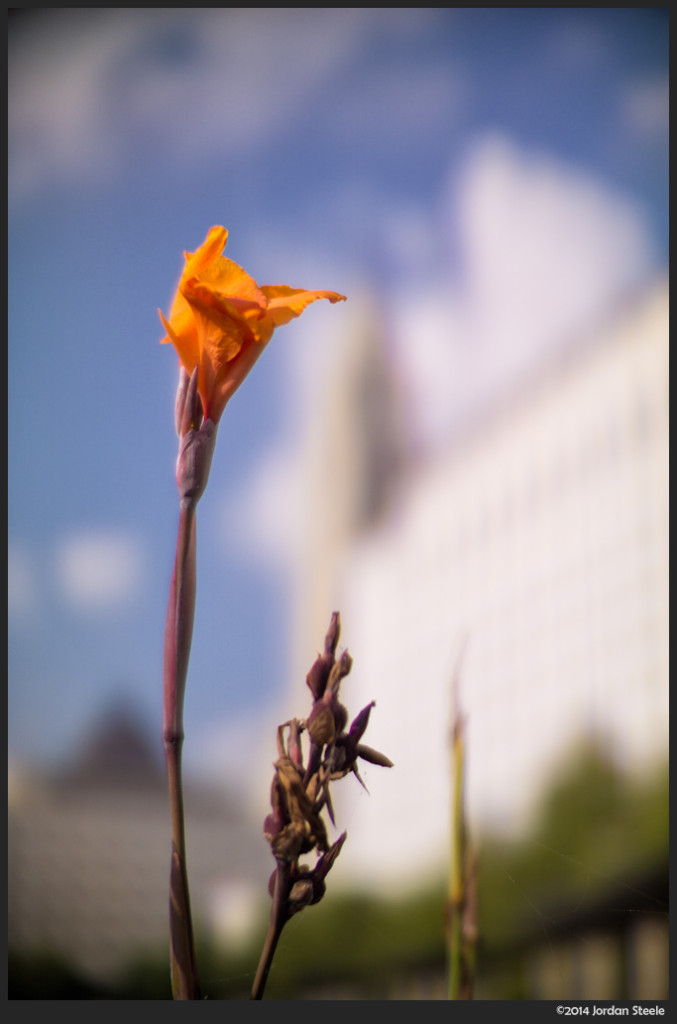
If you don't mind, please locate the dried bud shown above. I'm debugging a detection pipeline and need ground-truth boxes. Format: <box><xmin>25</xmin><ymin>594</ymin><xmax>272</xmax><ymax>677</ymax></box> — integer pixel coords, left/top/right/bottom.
<box><xmin>287</xmin><ymin>874</ymin><xmax>316</xmax><ymax>915</ymax></box>
<box><xmin>286</xmin><ymin>831</ymin><xmax>347</xmax><ymax>916</ymax></box>
<box><xmin>328</xmin><ymin>702</ymin><xmax>393</xmax><ymax>784</ymax></box>
<box><xmin>263</xmin><ymin>775</ymin><xmax>285</xmax><ymax>841</ymax></box>
<box><xmin>271</xmin><ymin>823</ymin><xmax>304</xmax><ymax>863</ymax></box>
<box><xmin>356</xmin><ymin>743</ymin><xmax>394</xmax><ymax>768</ymax></box>
<box><xmin>349</xmin><ymin>701</ymin><xmax>376</xmax><ymax>742</ymax></box>
<box><xmin>305</xmin><ymin>613</ymin><xmax>342</xmax><ymax>700</ymax></box>
<box><xmin>263</xmin><ymin>810</ymin><xmax>283</xmax><ymax>842</ymax></box>
<box><xmin>309</xmin><ymin>651</ymin><xmax>349</xmax><ymax>739</ymax></box>
<box><xmin>307</xmin><ymin>703</ymin><xmax>335</xmax><ymax>747</ymax></box>
<box><xmin>262</xmin><ymin>613</ymin><xmax>391</xmax><ymax>947</ymax></box>
<box><xmin>315</xmin><ymin>831</ymin><xmax>347</xmax><ymax>883</ymax></box>
<box><xmin>331</xmin><ymin>700</ymin><xmax>349</xmax><ymax>736</ymax></box>
<box><xmin>306</xmin><ymin>655</ymin><xmax>331</xmax><ymax>701</ymax></box>
<box><xmin>328</xmin><ymin>650</ymin><xmax>353</xmax><ymax>694</ymax></box>
<box><xmin>324</xmin><ymin>612</ymin><xmax>341</xmax><ymax>657</ymax></box>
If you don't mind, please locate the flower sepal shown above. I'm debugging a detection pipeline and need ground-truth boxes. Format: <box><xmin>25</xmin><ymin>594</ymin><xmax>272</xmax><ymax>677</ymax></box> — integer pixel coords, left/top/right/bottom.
<box><xmin>176</xmin><ymin>419</ymin><xmax>217</xmax><ymax>508</ymax></box>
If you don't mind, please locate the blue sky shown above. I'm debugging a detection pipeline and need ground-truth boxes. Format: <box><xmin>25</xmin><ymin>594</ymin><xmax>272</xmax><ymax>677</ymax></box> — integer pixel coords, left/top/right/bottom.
<box><xmin>8</xmin><ymin>9</ymin><xmax>668</xmax><ymax>781</ymax></box>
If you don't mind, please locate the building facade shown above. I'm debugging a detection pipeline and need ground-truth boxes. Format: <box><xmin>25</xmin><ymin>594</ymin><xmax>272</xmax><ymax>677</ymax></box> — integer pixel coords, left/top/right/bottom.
<box><xmin>295</xmin><ymin>279</ymin><xmax>669</xmax><ymax>888</ymax></box>
<box><xmin>8</xmin><ymin>707</ymin><xmax>270</xmax><ymax>982</ymax></box>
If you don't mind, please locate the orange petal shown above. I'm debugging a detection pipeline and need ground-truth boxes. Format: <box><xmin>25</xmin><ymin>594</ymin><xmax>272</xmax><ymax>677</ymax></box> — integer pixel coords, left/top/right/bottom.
<box><xmin>159</xmin><ymin>308</ymin><xmax>199</xmax><ymax>375</ymax></box>
<box><xmin>182</xmin><ymin>226</ymin><xmax>229</xmax><ymax>280</ymax></box>
<box><xmin>182</xmin><ymin>269</ymin><xmax>265</xmax><ymax>324</ymax></box>
<box><xmin>185</xmin><ymin>254</ymin><xmax>267</xmax><ymax>310</ymax></box>
<box><xmin>167</xmin><ymin>289</ymin><xmax>201</xmax><ymax>352</ymax></box>
<box><xmin>192</xmin><ymin>300</ymin><xmax>252</xmax><ymax>367</ymax></box>
<box><xmin>261</xmin><ymin>286</ymin><xmax>347</xmax><ymax>329</ymax></box>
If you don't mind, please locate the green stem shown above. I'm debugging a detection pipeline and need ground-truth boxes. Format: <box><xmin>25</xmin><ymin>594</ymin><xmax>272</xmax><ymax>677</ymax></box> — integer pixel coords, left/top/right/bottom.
<box><xmin>448</xmin><ymin>714</ymin><xmax>465</xmax><ymax>1000</ymax></box>
<box><xmin>163</xmin><ymin>503</ymin><xmax>201</xmax><ymax>1000</ymax></box>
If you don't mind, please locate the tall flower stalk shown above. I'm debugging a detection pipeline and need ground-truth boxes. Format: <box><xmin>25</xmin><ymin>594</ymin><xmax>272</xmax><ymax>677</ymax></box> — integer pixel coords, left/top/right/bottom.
<box><xmin>251</xmin><ymin>612</ymin><xmax>393</xmax><ymax>1000</ymax></box>
<box><xmin>447</xmin><ymin>704</ymin><xmax>478</xmax><ymax>999</ymax></box>
<box><xmin>162</xmin><ymin>368</ymin><xmax>215</xmax><ymax>999</ymax></box>
<box><xmin>159</xmin><ymin>227</ymin><xmax>345</xmax><ymax>999</ymax></box>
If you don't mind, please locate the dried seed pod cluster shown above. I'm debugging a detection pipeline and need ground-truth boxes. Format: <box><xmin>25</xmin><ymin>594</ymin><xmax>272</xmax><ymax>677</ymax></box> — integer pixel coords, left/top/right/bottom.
<box><xmin>263</xmin><ymin>612</ymin><xmax>393</xmax><ymax>918</ymax></box>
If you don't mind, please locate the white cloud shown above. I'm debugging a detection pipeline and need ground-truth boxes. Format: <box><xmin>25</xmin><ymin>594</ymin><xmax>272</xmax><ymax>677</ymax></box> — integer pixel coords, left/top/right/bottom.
<box><xmin>9</xmin><ymin>8</ymin><xmax>447</xmax><ymax>204</ymax></box>
<box><xmin>53</xmin><ymin>530</ymin><xmax>145</xmax><ymax>613</ymax></box>
<box><xmin>9</xmin><ymin>11</ymin><xmax>140</xmax><ymax>200</ymax></box>
<box><xmin>213</xmin><ymin>134</ymin><xmax>656</xmax><ymax>576</ymax></box>
<box><xmin>390</xmin><ymin>134</ymin><xmax>655</xmax><ymax>448</ymax></box>
<box><xmin>458</xmin><ymin>135</ymin><xmax>653</xmax><ymax>323</ymax></box>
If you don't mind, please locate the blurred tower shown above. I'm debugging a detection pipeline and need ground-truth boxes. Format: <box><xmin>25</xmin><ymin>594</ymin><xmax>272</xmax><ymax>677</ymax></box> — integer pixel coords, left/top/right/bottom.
<box><xmin>292</xmin><ymin>276</ymin><xmax>668</xmax><ymax>888</ymax></box>
<box><xmin>295</xmin><ymin>292</ymin><xmax>410</xmax><ymax>667</ymax></box>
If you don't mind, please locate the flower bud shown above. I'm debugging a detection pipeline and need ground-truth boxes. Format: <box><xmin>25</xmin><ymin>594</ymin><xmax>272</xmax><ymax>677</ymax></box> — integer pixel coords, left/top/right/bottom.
<box><xmin>287</xmin><ymin>874</ymin><xmax>316</xmax><ymax>915</ymax></box>
<box><xmin>272</xmin><ymin>823</ymin><xmax>304</xmax><ymax>864</ymax></box>
<box><xmin>306</xmin><ymin>655</ymin><xmax>332</xmax><ymax>701</ymax></box>
<box><xmin>349</xmin><ymin>702</ymin><xmax>376</xmax><ymax>743</ymax></box>
<box><xmin>307</xmin><ymin>703</ymin><xmax>335</xmax><ymax>747</ymax></box>
<box><xmin>324</xmin><ymin>612</ymin><xmax>341</xmax><ymax>657</ymax></box>
<box><xmin>176</xmin><ymin>419</ymin><xmax>217</xmax><ymax>507</ymax></box>
<box><xmin>356</xmin><ymin>743</ymin><xmax>394</xmax><ymax>768</ymax></box>
<box><xmin>328</xmin><ymin>650</ymin><xmax>353</xmax><ymax>694</ymax></box>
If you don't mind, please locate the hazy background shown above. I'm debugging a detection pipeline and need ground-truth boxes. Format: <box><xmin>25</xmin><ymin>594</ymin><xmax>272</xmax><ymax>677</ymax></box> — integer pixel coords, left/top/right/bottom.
<box><xmin>8</xmin><ymin>8</ymin><xmax>668</xmax><ymax>999</ymax></box>
<box><xmin>8</xmin><ymin>4</ymin><xmax>667</xmax><ymax>773</ymax></box>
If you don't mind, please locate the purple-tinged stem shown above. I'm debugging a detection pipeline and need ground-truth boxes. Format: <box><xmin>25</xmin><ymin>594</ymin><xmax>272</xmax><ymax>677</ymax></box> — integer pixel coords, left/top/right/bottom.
<box><xmin>250</xmin><ymin>862</ymin><xmax>291</xmax><ymax>1000</ymax></box>
<box><xmin>163</xmin><ymin>501</ymin><xmax>201</xmax><ymax>1000</ymax></box>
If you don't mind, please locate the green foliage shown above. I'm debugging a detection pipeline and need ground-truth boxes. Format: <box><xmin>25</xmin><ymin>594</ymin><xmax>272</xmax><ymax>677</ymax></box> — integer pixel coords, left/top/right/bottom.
<box><xmin>476</xmin><ymin>744</ymin><xmax>669</xmax><ymax>953</ymax></box>
<box><xmin>109</xmin><ymin>951</ymin><xmax>173</xmax><ymax>999</ymax></box>
<box><xmin>251</xmin><ymin>881</ymin><xmax>448</xmax><ymax>999</ymax></box>
<box><xmin>8</xmin><ymin>742</ymin><xmax>667</xmax><ymax>999</ymax></box>
<box><xmin>8</xmin><ymin>950</ymin><xmax>103</xmax><ymax>1000</ymax></box>
<box><xmin>248</xmin><ymin>742</ymin><xmax>668</xmax><ymax>998</ymax></box>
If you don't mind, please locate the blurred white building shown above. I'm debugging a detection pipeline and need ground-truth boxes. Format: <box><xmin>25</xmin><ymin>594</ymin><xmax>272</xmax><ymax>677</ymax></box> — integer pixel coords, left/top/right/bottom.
<box><xmin>8</xmin><ymin>707</ymin><xmax>270</xmax><ymax>982</ymax></box>
<box><xmin>294</xmin><ymin>278</ymin><xmax>669</xmax><ymax>888</ymax></box>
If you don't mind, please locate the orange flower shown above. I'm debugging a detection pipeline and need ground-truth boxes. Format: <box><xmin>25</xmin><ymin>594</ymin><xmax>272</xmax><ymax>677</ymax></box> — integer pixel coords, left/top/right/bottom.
<box><xmin>160</xmin><ymin>226</ymin><xmax>346</xmax><ymax>424</ymax></box>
